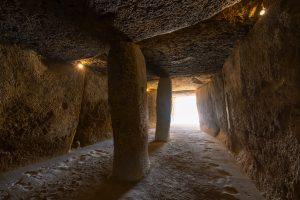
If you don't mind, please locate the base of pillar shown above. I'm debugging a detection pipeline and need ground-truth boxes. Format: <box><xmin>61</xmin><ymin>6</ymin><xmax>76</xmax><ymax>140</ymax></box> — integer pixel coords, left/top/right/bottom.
<box><xmin>154</xmin><ymin>135</ymin><xmax>170</xmax><ymax>142</ymax></box>
<box><xmin>111</xmin><ymin>151</ymin><xmax>150</xmax><ymax>182</ymax></box>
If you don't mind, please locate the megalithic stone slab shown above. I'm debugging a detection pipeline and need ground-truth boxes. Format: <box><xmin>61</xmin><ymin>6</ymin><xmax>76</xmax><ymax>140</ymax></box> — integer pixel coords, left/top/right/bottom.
<box><xmin>147</xmin><ymin>89</ymin><xmax>157</xmax><ymax>129</ymax></box>
<box><xmin>155</xmin><ymin>77</ymin><xmax>172</xmax><ymax>141</ymax></box>
<box><xmin>196</xmin><ymin>84</ymin><xmax>220</xmax><ymax>137</ymax></box>
<box><xmin>107</xmin><ymin>41</ymin><xmax>150</xmax><ymax>181</ymax></box>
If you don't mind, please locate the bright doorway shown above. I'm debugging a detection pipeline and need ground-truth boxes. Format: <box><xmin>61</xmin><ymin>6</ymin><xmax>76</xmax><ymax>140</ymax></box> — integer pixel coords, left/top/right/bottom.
<box><xmin>171</xmin><ymin>95</ymin><xmax>199</xmax><ymax>126</ymax></box>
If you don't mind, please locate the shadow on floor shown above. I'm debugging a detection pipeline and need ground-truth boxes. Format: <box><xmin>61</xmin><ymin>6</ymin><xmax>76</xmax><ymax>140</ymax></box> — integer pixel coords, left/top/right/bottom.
<box><xmin>78</xmin><ymin>178</ymin><xmax>137</xmax><ymax>200</ymax></box>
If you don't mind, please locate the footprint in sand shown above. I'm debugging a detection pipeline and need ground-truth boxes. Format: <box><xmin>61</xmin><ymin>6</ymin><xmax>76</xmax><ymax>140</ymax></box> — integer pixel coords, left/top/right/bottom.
<box><xmin>223</xmin><ymin>186</ymin><xmax>239</xmax><ymax>195</ymax></box>
<box><xmin>79</xmin><ymin>154</ymin><xmax>92</xmax><ymax>161</ymax></box>
<box><xmin>217</xmin><ymin>169</ymin><xmax>231</xmax><ymax>176</ymax></box>
<box><xmin>215</xmin><ymin>177</ymin><xmax>227</xmax><ymax>185</ymax></box>
<box><xmin>24</xmin><ymin>169</ymin><xmax>42</xmax><ymax>177</ymax></box>
<box><xmin>89</xmin><ymin>150</ymin><xmax>105</xmax><ymax>157</ymax></box>
<box><xmin>206</xmin><ymin>161</ymin><xmax>232</xmax><ymax>177</ymax></box>
<box><xmin>221</xmin><ymin>192</ymin><xmax>239</xmax><ymax>200</ymax></box>
<box><xmin>76</xmin><ymin>154</ymin><xmax>93</xmax><ymax>164</ymax></box>
<box><xmin>57</xmin><ymin>163</ymin><xmax>69</xmax><ymax>170</ymax></box>
<box><xmin>208</xmin><ymin>163</ymin><xmax>219</xmax><ymax>167</ymax></box>
<box><xmin>64</xmin><ymin>156</ymin><xmax>77</xmax><ymax>163</ymax></box>
<box><xmin>95</xmin><ymin>149</ymin><xmax>109</xmax><ymax>155</ymax></box>
<box><xmin>14</xmin><ymin>179</ymin><xmax>33</xmax><ymax>191</ymax></box>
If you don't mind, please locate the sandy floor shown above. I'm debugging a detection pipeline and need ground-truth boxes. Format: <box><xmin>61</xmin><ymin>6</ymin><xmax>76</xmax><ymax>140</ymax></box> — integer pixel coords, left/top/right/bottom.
<box><xmin>0</xmin><ymin>126</ymin><xmax>264</xmax><ymax>200</ymax></box>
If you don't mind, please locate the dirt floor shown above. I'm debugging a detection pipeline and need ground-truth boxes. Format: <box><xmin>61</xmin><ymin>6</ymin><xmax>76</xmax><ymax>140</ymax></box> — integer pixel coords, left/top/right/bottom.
<box><xmin>0</xmin><ymin>126</ymin><xmax>264</xmax><ymax>200</ymax></box>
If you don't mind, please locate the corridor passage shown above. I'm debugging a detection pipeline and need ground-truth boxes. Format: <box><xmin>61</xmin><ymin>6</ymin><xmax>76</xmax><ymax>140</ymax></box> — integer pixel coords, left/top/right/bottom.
<box><xmin>0</xmin><ymin>126</ymin><xmax>264</xmax><ymax>200</ymax></box>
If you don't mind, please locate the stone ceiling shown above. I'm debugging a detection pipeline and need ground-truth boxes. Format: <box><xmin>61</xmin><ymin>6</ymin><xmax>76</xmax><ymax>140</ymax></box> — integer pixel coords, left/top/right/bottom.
<box><xmin>0</xmin><ymin>0</ymin><xmax>261</xmax><ymax>78</ymax></box>
<box><xmin>147</xmin><ymin>74</ymin><xmax>213</xmax><ymax>92</ymax></box>
<box><xmin>140</xmin><ymin>1</ymin><xmax>260</xmax><ymax>78</ymax></box>
<box><xmin>90</xmin><ymin>0</ymin><xmax>240</xmax><ymax>41</ymax></box>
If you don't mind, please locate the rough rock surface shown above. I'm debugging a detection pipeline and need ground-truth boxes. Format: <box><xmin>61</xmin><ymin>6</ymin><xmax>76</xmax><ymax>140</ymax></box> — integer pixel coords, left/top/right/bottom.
<box><xmin>155</xmin><ymin>78</ymin><xmax>172</xmax><ymax>141</ymax></box>
<box><xmin>1</xmin><ymin>0</ymin><xmax>254</xmax><ymax>78</ymax></box>
<box><xmin>199</xmin><ymin>0</ymin><xmax>300</xmax><ymax>199</ymax></box>
<box><xmin>108</xmin><ymin>42</ymin><xmax>150</xmax><ymax>181</ymax></box>
<box><xmin>139</xmin><ymin>2</ymin><xmax>257</xmax><ymax>77</ymax></box>
<box><xmin>0</xmin><ymin>0</ymin><xmax>109</xmax><ymax>61</ymax></box>
<box><xmin>147</xmin><ymin>89</ymin><xmax>157</xmax><ymax>129</ymax></box>
<box><xmin>91</xmin><ymin>0</ymin><xmax>240</xmax><ymax>41</ymax></box>
<box><xmin>196</xmin><ymin>85</ymin><xmax>220</xmax><ymax>137</ymax></box>
<box><xmin>73</xmin><ymin>71</ymin><xmax>112</xmax><ymax>147</ymax></box>
<box><xmin>0</xmin><ymin>44</ymin><xmax>84</xmax><ymax>171</ymax></box>
<box><xmin>147</xmin><ymin>74</ymin><xmax>213</xmax><ymax>91</ymax></box>
<box><xmin>222</xmin><ymin>1</ymin><xmax>300</xmax><ymax>198</ymax></box>
<box><xmin>196</xmin><ymin>73</ymin><xmax>230</xmax><ymax>147</ymax></box>
<box><xmin>0</xmin><ymin>0</ymin><xmax>240</xmax><ymax>61</ymax></box>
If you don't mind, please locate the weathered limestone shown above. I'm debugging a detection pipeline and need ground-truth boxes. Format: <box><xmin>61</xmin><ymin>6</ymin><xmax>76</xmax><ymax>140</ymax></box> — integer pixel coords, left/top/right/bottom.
<box><xmin>222</xmin><ymin>1</ymin><xmax>300</xmax><ymax>198</ymax></box>
<box><xmin>147</xmin><ymin>89</ymin><xmax>157</xmax><ymax>129</ymax></box>
<box><xmin>195</xmin><ymin>74</ymin><xmax>240</xmax><ymax>152</ymax></box>
<box><xmin>155</xmin><ymin>77</ymin><xmax>172</xmax><ymax>141</ymax></box>
<box><xmin>196</xmin><ymin>84</ymin><xmax>220</xmax><ymax>137</ymax></box>
<box><xmin>107</xmin><ymin>41</ymin><xmax>150</xmax><ymax>181</ymax></box>
<box><xmin>0</xmin><ymin>44</ymin><xmax>84</xmax><ymax>172</ymax></box>
<box><xmin>196</xmin><ymin>0</ymin><xmax>300</xmax><ymax>199</ymax></box>
<box><xmin>221</xmin><ymin>1</ymin><xmax>300</xmax><ymax>197</ymax></box>
<box><xmin>73</xmin><ymin>72</ymin><xmax>112</xmax><ymax>147</ymax></box>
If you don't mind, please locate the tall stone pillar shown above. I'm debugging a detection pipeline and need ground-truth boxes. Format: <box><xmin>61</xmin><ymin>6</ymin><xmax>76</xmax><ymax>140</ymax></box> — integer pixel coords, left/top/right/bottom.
<box><xmin>155</xmin><ymin>77</ymin><xmax>172</xmax><ymax>141</ymax></box>
<box><xmin>107</xmin><ymin>41</ymin><xmax>150</xmax><ymax>181</ymax></box>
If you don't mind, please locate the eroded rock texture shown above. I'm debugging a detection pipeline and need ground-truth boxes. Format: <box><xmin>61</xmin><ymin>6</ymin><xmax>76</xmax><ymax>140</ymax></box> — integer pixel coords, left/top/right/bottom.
<box><xmin>139</xmin><ymin>1</ymin><xmax>257</xmax><ymax>77</ymax></box>
<box><xmin>147</xmin><ymin>89</ymin><xmax>157</xmax><ymax>129</ymax></box>
<box><xmin>108</xmin><ymin>42</ymin><xmax>150</xmax><ymax>181</ymax></box>
<box><xmin>91</xmin><ymin>0</ymin><xmax>240</xmax><ymax>41</ymax></box>
<box><xmin>155</xmin><ymin>78</ymin><xmax>172</xmax><ymax>141</ymax></box>
<box><xmin>199</xmin><ymin>0</ymin><xmax>300</xmax><ymax>199</ymax></box>
<box><xmin>1</xmin><ymin>0</ymin><xmax>254</xmax><ymax>75</ymax></box>
<box><xmin>223</xmin><ymin>1</ymin><xmax>300</xmax><ymax>198</ymax></box>
<box><xmin>0</xmin><ymin>0</ymin><xmax>109</xmax><ymax>61</ymax></box>
<box><xmin>73</xmin><ymin>71</ymin><xmax>112</xmax><ymax>147</ymax></box>
<box><xmin>196</xmin><ymin>84</ymin><xmax>220</xmax><ymax>137</ymax></box>
<box><xmin>196</xmin><ymin>73</ymin><xmax>239</xmax><ymax>152</ymax></box>
<box><xmin>0</xmin><ymin>45</ymin><xmax>84</xmax><ymax>171</ymax></box>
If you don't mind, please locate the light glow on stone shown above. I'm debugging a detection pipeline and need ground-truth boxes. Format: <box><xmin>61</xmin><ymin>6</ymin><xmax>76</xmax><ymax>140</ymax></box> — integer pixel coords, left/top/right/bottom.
<box><xmin>77</xmin><ymin>63</ymin><xmax>84</xmax><ymax>69</ymax></box>
<box><xmin>260</xmin><ymin>8</ymin><xmax>266</xmax><ymax>16</ymax></box>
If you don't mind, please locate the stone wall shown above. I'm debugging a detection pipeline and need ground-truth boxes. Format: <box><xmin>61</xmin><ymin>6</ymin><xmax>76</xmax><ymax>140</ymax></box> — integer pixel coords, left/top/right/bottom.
<box><xmin>197</xmin><ymin>0</ymin><xmax>300</xmax><ymax>199</ymax></box>
<box><xmin>196</xmin><ymin>84</ymin><xmax>220</xmax><ymax>136</ymax></box>
<box><xmin>73</xmin><ymin>70</ymin><xmax>112</xmax><ymax>147</ymax></box>
<box><xmin>147</xmin><ymin>89</ymin><xmax>157</xmax><ymax>129</ymax></box>
<box><xmin>196</xmin><ymin>73</ymin><xmax>233</xmax><ymax>147</ymax></box>
<box><xmin>0</xmin><ymin>44</ymin><xmax>113</xmax><ymax>172</ymax></box>
<box><xmin>0</xmin><ymin>44</ymin><xmax>84</xmax><ymax>171</ymax></box>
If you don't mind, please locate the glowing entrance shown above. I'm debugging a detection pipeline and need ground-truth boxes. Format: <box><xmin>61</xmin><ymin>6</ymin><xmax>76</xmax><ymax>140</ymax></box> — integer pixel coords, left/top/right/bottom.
<box><xmin>171</xmin><ymin>95</ymin><xmax>199</xmax><ymax>126</ymax></box>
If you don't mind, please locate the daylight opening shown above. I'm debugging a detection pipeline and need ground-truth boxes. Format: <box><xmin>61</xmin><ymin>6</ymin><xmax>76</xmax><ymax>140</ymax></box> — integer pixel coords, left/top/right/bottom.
<box><xmin>171</xmin><ymin>94</ymin><xmax>199</xmax><ymax>126</ymax></box>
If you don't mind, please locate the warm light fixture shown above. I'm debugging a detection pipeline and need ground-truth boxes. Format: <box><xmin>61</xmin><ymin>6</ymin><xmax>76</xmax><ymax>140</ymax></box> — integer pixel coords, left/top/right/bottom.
<box><xmin>260</xmin><ymin>7</ymin><xmax>266</xmax><ymax>16</ymax></box>
<box><xmin>77</xmin><ymin>63</ymin><xmax>84</xmax><ymax>69</ymax></box>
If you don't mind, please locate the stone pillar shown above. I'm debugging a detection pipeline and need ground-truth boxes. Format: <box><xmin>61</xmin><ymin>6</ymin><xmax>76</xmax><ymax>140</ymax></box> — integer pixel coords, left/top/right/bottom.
<box><xmin>147</xmin><ymin>89</ymin><xmax>157</xmax><ymax>129</ymax></box>
<box><xmin>107</xmin><ymin>41</ymin><xmax>150</xmax><ymax>181</ymax></box>
<box><xmin>155</xmin><ymin>77</ymin><xmax>172</xmax><ymax>141</ymax></box>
